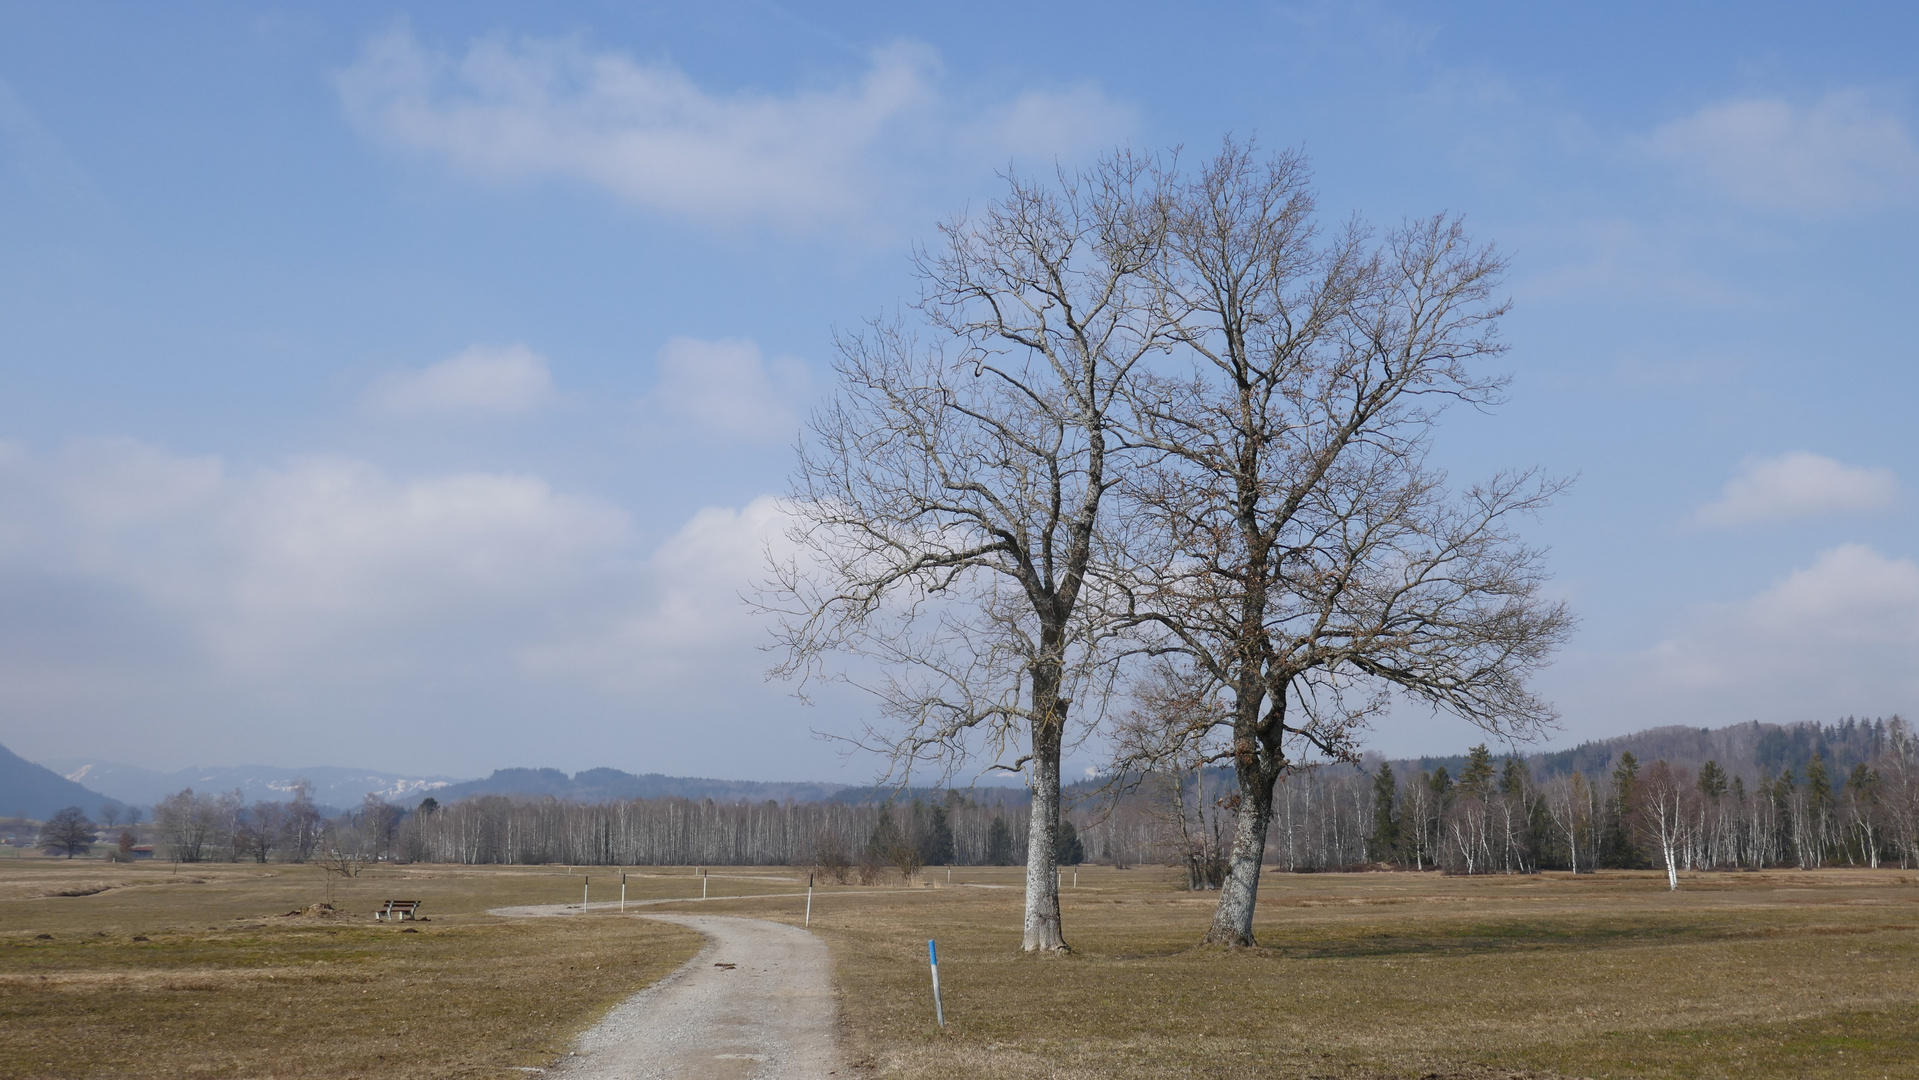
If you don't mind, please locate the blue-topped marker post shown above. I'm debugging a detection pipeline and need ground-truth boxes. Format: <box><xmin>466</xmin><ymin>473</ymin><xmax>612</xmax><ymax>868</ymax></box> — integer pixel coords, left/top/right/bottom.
<box><xmin>927</xmin><ymin>939</ymin><xmax>945</xmax><ymax>1028</ymax></box>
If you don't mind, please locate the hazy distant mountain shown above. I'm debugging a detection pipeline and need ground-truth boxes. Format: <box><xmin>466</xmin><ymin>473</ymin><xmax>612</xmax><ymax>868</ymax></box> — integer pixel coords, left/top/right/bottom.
<box><xmin>33</xmin><ymin>717</ymin><xmax>1883</xmax><ymax>819</ymax></box>
<box><xmin>1391</xmin><ymin>717</ymin><xmax>1895</xmax><ymax>784</ymax></box>
<box><xmin>1</xmin><ymin>744</ymin><xmax>117</xmax><ymax>821</ymax></box>
<box><xmin>429</xmin><ymin>767</ymin><xmax>847</xmax><ymax>805</ymax></box>
<box><xmin>830</xmin><ymin>782</ymin><xmax>1032</xmax><ymax>806</ymax></box>
<box><xmin>39</xmin><ymin>758</ymin><xmax>462</xmax><ymax>811</ymax></box>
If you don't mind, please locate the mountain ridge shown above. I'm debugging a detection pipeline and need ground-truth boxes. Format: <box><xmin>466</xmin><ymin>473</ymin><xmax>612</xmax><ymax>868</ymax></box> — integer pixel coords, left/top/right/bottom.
<box><xmin>1</xmin><ymin>745</ymin><xmax>117</xmax><ymax>821</ymax></box>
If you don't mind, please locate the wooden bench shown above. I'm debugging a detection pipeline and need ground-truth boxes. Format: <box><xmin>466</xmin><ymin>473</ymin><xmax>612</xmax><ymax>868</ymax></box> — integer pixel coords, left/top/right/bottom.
<box><xmin>375</xmin><ymin>900</ymin><xmax>423</xmax><ymax>922</ymax></box>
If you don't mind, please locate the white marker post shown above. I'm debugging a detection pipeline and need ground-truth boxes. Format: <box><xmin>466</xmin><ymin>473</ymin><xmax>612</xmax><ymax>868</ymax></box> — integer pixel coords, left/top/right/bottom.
<box><xmin>805</xmin><ymin>873</ymin><xmax>814</xmax><ymax>927</ymax></box>
<box><xmin>620</xmin><ymin>871</ymin><xmax>628</xmax><ymax>913</ymax></box>
<box><xmin>927</xmin><ymin>939</ymin><xmax>945</xmax><ymax>1028</ymax></box>
<box><xmin>702</xmin><ymin>868</ymin><xmax>708</xmax><ymax>900</ymax></box>
<box><xmin>583</xmin><ymin>875</ymin><xmax>589</xmax><ymax>910</ymax></box>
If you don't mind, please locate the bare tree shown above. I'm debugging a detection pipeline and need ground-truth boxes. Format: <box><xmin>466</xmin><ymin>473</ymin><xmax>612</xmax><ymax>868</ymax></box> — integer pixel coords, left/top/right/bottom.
<box><xmin>284</xmin><ymin>782</ymin><xmax>323</xmax><ymax>863</ymax></box>
<box><xmin>38</xmin><ymin>807</ymin><xmax>97</xmax><ymax>858</ymax></box>
<box><xmin>1545</xmin><ymin>772</ymin><xmax>1593</xmax><ymax>874</ymax></box>
<box><xmin>766</xmin><ymin>155</ymin><xmax>1168</xmax><ymax>952</ymax></box>
<box><xmin>315</xmin><ymin>820</ymin><xmax>367</xmax><ymax>904</ymax></box>
<box><xmin>1881</xmin><ymin>721</ymin><xmax>1919</xmax><ymax>868</ymax></box>
<box><xmin>1112</xmin><ymin>661</ymin><xmax>1233</xmax><ymax>887</ymax></box>
<box><xmin>1119</xmin><ymin>140</ymin><xmax>1571</xmax><ymax>946</ymax></box>
<box><xmin>236</xmin><ymin>801</ymin><xmax>287</xmax><ymax>863</ymax></box>
<box><xmin>1642</xmin><ymin>760</ymin><xmax>1690</xmax><ymax>890</ymax></box>
<box><xmin>154</xmin><ymin>788</ymin><xmax>217</xmax><ymax>863</ymax></box>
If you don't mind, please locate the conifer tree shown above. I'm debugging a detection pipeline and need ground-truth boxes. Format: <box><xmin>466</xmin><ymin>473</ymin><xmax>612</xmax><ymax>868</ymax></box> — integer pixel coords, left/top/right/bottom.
<box><xmin>1460</xmin><ymin>745</ymin><xmax>1496</xmax><ymax>799</ymax></box>
<box><xmin>916</xmin><ymin>803</ymin><xmax>956</xmax><ymax>866</ymax></box>
<box><xmin>984</xmin><ymin>816</ymin><xmax>1016</xmax><ymax>866</ymax></box>
<box><xmin>1058</xmin><ymin>819</ymin><xmax>1085</xmax><ymax>865</ymax></box>
<box><xmin>1369</xmin><ymin>764</ymin><xmax>1401</xmax><ymax>864</ymax></box>
<box><xmin>1601</xmin><ymin>752</ymin><xmax>1644</xmax><ymax>868</ymax></box>
<box><xmin>1805</xmin><ymin>752</ymin><xmax>1834</xmax><ymax>862</ymax></box>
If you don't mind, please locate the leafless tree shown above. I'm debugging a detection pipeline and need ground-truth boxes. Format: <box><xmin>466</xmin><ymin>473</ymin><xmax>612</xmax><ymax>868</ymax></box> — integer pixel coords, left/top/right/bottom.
<box><xmin>315</xmin><ymin>820</ymin><xmax>367</xmax><ymax>904</ymax></box>
<box><xmin>236</xmin><ymin>801</ymin><xmax>287</xmax><ymax>863</ymax></box>
<box><xmin>1111</xmin><ymin>662</ymin><xmax>1234</xmax><ymax>887</ymax></box>
<box><xmin>1117</xmin><ymin>140</ymin><xmax>1571</xmax><ymax>946</ymax></box>
<box><xmin>38</xmin><ymin>807</ymin><xmax>96</xmax><ymax>858</ymax></box>
<box><xmin>283</xmin><ymin>781</ymin><xmax>322</xmax><ymax>863</ymax></box>
<box><xmin>154</xmin><ymin>788</ymin><xmax>217</xmax><ymax>863</ymax></box>
<box><xmin>766</xmin><ymin>154</ymin><xmax>1169</xmax><ymax>952</ymax></box>
<box><xmin>1642</xmin><ymin>760</ymin><xmax>1690</xmax><ymax>890</ymax></box>
<box><xmin>1544</xmin><ymin>772</ymin><xmax>1593</xmax><ymax>873</ymax></box>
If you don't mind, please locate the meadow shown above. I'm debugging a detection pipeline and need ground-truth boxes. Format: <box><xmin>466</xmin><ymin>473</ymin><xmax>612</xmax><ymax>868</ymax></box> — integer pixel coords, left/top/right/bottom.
<box><xmin>2</xmin><ymin>857</ymin><xmax>1914</xmax><ymax>1079</ymax></box>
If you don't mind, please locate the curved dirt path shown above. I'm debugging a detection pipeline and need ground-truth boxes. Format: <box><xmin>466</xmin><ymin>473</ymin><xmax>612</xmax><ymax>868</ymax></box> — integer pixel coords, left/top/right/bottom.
<box><xmin>494</xmin><ymin>909</ymin><xmax>846</xmax><ymax>1079</ymax></box>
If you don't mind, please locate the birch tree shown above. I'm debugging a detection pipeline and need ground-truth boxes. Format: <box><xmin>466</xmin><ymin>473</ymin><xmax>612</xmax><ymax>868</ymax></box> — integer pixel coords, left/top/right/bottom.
<box><xmin>1121</xmin><ymin>140</ymin><xmax>1570</xmax><ymax>946</ymax></box>
<box><xmin>766</xmin><ymin>155</ymin><xmax>1167</xmax><ymax>952</ymax></box>
<box><xmin>1642</xmin><ymin>759</ymin><xmax>1689</xmax><ymax>890</ymax></box>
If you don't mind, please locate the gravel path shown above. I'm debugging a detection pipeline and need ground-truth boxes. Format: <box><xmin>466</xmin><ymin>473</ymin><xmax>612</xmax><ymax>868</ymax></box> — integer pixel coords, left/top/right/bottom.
<box><xmin>496</xmin><ymin>910</ymin><xmax>847</xmax><ymax>1080</ymax></box>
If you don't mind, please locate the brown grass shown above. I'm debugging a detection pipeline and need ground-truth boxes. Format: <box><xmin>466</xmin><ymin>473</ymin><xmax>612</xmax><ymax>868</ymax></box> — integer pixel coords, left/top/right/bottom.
<box><xmin>6</xmin><ymin>859</ymin><xmax>1916</xmax><ymax>1079</ymax></box>
<box><xmin>0</xmin><ymin>860</ymin><xmax>726</xmax><ymax>1079</ymax></box>
<box><xmin>682</xmin><ymin>864</ymin><xmax>1919</xmax><ymax>1080</ymax></box>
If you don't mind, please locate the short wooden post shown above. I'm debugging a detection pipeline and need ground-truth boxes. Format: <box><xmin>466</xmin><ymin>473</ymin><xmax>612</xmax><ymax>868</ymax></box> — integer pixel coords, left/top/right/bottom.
<box><xmin>805</xmin><ymin>873</ymin><xmax>814</xmax><ymax>927</ymax></box>
<box><xmin>927</xmin><ymin>939</ymin><xmax>945</xmax><ymax>1028</ymax></box>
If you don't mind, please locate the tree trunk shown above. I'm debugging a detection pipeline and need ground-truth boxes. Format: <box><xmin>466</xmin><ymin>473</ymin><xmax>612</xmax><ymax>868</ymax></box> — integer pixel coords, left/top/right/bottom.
<box><xmin>1022</xmin><ymin>678</ymin><xmax>1068</xmax><ymax>954</ymax></box>
<box><xmin>1203</xmin><ymin>759</ymin><xmax>1275</xmax><ymax>947</ymax></box>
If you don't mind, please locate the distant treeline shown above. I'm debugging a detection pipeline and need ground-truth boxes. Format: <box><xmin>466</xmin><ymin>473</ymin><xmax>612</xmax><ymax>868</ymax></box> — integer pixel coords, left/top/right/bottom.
<box><xmin>392</xmin><ymin>792</ymin><xmax>1039</xmax><ymax>869</ymax></box>
<box><xmin>1220</xmin><ymin>717</ymin><xmax>1918</xmax><ymax>876</ymax></box>
<box><xmin>142</xmin><ymin>718</ymin><xmax>1917</xmax><ymax>881</ymax></box>
<box><xmin>147</xmin><ymin>785</ymin><xmax>1047</xmax><ymax>870</ymax></box>
<box><xmin>1404</xmin><ymin>717</ymin><xmax>1894</xmax><ymax>788</ymax></box>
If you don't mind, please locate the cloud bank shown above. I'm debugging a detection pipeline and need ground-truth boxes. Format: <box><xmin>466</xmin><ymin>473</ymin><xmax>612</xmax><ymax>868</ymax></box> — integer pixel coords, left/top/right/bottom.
<box><xmin>0</xmin><ymin>438</ymin><xmax>802</xmax><ymax>774</ymax></box>
<box><xmin>1644</xmin><ymin>91</ymin><xmax>1919</xmax><ymax>214</ymax></box>
<box><xmin>644</xmin><ymin>336</ymin><xmax>808</xmax><ymax>440</ymax></box>
<box><xmin>1546</xmin><ymin>543</ymin><xmax>1919</xmax><ymax>738</ymax></box>
<box><xmin>365</xmin><ymin>344</ymin><xmax>557</xmax><ymax>417</ymax></box>
<box><xmin>336</xmin><ymin>27</ymin><xmax>1133</xmax><ymax>228</ymax></box>
<box><xmin>1690</xmin><ymin>451</ymin><xmax>1899</xmax><ymax>528</ymax></box>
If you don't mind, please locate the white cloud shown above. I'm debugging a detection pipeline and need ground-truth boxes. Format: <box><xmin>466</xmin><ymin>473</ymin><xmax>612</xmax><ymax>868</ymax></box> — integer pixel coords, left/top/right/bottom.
<box><xmin>1690</xmin><ymin>451</ymin><xmax>1899</xmax><ymax>528</ymax></box>
<box><xmin>524</xmin><ymin>494</ymin><xmax>794</xmax><ymax>687</ymax></box>
<box><xmin>0</xmin><ymin>439</ymin><xmax>828</xmax><ymax>775</ymax></box>
<box><xmin>336</xmin><ymin>27</ymin><xmax>1131</xmax><ymax>228</ymax></box>
<box><xmin>364</xmin><ymin>344</ymin><xmax>556</xmax><ymax>417</ymax></box>
<box><xmin>1541</xmin><ymin>544</ymin><xmax>1919</xmax><ymax>738</ymax></box>
<box><xmin>645</xmin><ymin>336</ymin><xmax>808</xmax><ymax>440</ymax></box>
<box><xmin>1650</xmin><ymin>544</ymin><xmax>1919</xmax><ymax>702</ymax></box>
<box><xmin>1643</xmin><ymin>91</ymin><xmax>1919</xmax><ymax>213</ymax></box>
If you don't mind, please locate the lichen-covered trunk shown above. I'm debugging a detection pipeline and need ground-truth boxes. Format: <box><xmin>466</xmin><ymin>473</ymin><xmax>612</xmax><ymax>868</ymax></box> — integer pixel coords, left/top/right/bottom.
<box><xmin>1203</xmin><ymin>759</ymin><xmax>1275</xmax><ymax>947</ymax></box>
<box><xmin>1023</xmin><ymin>666</ymin><xmax>1068</xmax><ymax>954</ymax></box>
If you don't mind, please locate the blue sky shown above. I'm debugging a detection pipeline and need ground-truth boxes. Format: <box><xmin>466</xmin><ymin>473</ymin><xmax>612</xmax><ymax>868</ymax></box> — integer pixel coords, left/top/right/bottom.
<box><xmin>0</xmin><ymin>1</ymin><xmax>1915</xmax><ymax>782</ymax></box>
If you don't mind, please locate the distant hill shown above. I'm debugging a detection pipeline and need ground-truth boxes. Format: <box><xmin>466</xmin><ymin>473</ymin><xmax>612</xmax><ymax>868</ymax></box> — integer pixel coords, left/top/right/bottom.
<box><xmin>829</xmin><ymin>782</ymin><xmax>1031</xmax><ymax>806</ymax></box>
<box><xmin>39</xmin><ymin>758</ymin><xmax>461</xmax><ymax>812</ymax></box>
<box><xmin>427</xmin><ymin>768</ymin><xmax>848</xmax><ymax>806</ymax></box>
<box><xmin>0</xmin><ymin>744</ymin><xmax>117</xmax><ymax>821</ymax></box>
<box><xmin>1393</xmin><ymin>717</ymin><xmax>1896</xmax><ymax>786</ymax></box>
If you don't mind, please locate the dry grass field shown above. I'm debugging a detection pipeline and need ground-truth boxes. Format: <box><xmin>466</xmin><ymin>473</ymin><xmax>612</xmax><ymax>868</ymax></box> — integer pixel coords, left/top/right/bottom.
<box><xmin>3</xmin><ymin>858</ymin><xmax>1915</xmax><ymax>1079</ymax></box>
<box><xmin>707</xmin><ymin>864</ymin><xmax>1919</xmax><ymax>1080</ymax></box>
<box><xmin>0</xmin><ymin>860</ymin><xmax>735</xmax><ymax>1079</ymax></box>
